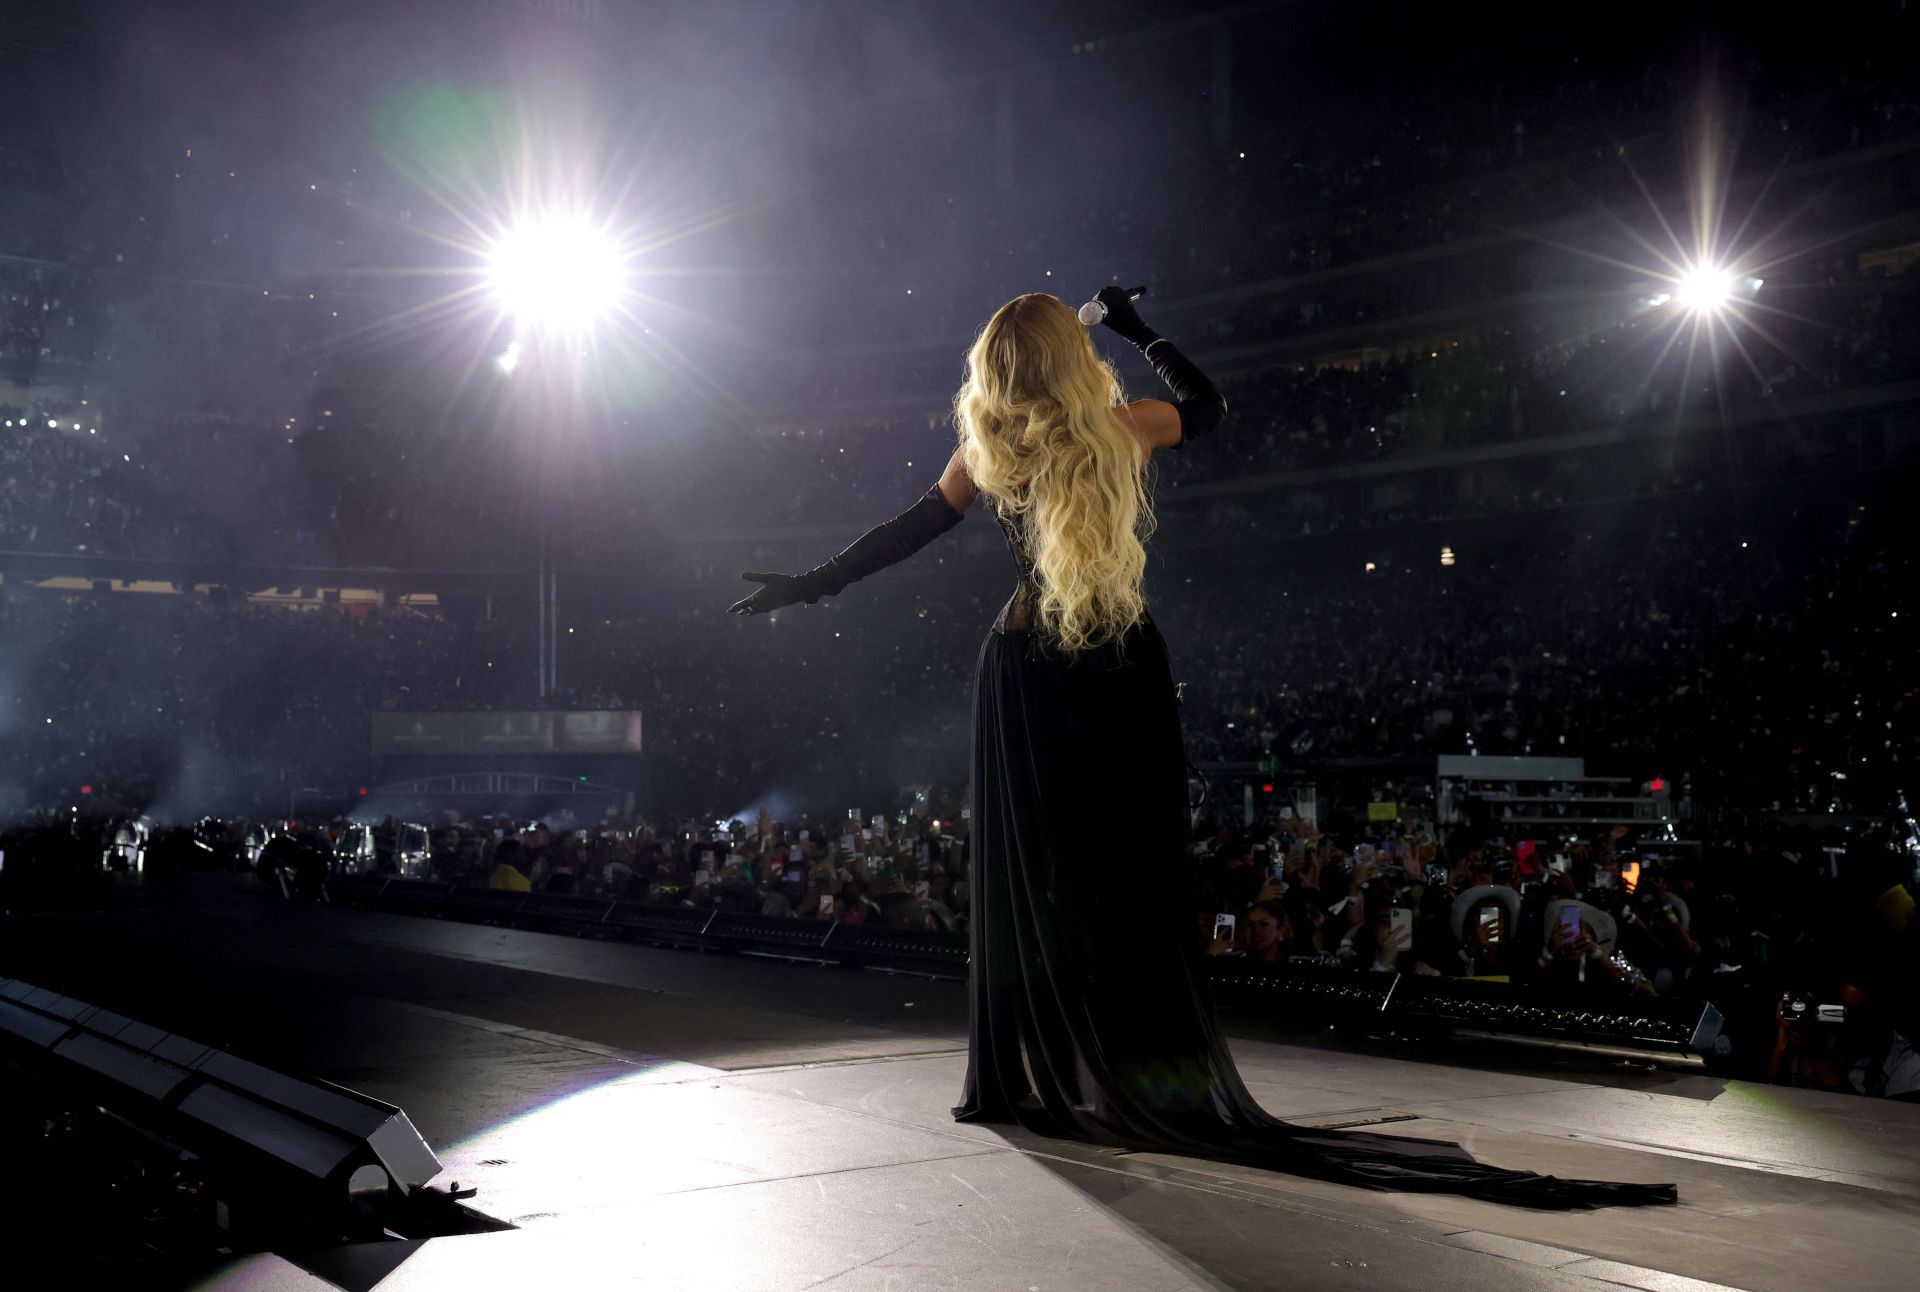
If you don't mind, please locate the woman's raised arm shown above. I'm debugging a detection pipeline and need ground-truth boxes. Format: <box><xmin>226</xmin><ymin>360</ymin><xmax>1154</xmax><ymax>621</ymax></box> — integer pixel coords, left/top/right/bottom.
<box><xmin>1089</xmin><ymin>285</ymin><xmax>1227</xmax><ymax>451</ymax></box>
<box><xmin>1120</xmin><ymin>399</ymin><xmax>1184</xmax><ymax>455</ymax></box>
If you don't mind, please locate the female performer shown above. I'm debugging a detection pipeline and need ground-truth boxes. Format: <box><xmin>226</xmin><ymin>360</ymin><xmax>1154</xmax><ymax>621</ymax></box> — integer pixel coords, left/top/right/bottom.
<box><xmin>730</xmin><ymin>288</ymin><xmax>1674</xmax><ymax>1208</ymax></box>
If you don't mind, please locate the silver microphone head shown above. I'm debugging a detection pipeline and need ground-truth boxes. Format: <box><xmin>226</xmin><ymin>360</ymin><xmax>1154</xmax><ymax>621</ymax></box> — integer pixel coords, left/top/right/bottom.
<box><xmin>1077</xmin><ymin>299</ymin><xmax>1106</xmax><ymax>327</ymax></box>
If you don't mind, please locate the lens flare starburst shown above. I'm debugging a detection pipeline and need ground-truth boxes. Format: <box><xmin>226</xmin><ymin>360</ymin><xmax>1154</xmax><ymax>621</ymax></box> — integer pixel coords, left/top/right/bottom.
<box><xmin>325</xmin><ymin>79</ymin><xmax>770</xmax><ymax>427</ymax></box>
<box><xmin>1499</xmin><ymin>61</ymin><xmax>1869</xmax><ymax>467</ymax></box>
<box><xmin>486</xmin><ymin>215</ymin><xmax>631</xmax><ymax>335</ymax></box>
<box><xmin>1673</xmin><ymin>263</ymin><xmax>1734</xmax><ymax>313</ymax></box>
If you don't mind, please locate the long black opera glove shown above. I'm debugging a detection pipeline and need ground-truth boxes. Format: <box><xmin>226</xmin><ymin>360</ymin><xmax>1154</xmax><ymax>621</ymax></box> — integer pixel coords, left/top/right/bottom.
<box><xmin>1092</xmin><ymin>284</ymin><xmax>1227</xmax><ymax>448</ymax></box>
<box><xmin>729</xmin><ymin>485</ymin><xmax>964</xmax><ymax>616</ymax></box>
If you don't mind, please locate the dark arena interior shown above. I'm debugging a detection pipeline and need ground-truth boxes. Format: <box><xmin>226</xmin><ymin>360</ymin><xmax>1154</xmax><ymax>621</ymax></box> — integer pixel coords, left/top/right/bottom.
<box><xmin>2</xmin><ymin>1</ymin><xmax>1919</xmax><ymax>1288</ymax></box>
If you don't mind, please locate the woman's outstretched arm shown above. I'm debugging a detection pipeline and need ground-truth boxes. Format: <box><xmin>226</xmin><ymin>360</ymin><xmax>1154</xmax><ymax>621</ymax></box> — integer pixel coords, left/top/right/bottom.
<box><xmin>729</xmin><ymin>451</ymin><xmax>973</xmax><ymax>616</ymax></box>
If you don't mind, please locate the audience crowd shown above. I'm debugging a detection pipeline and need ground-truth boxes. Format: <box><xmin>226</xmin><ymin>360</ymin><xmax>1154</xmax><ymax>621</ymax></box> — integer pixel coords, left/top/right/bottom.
<box><xmin>2</xmin><ymin>481</ymin><xmax>1909</xmax><ymax>823</ymax></box>
<box><xmin>17</xmin><ymin>779</ymin><xmax>1907</xmax><ymax>1097</ymax></box>
<box><xmin>1183</xmin><ymin>805</ymin><xmax>1918</xmax><ymax>1099</ymax></box>
<box><xmin>0</xmin><ymin>591</ymin><xmax>466</xmax><ymax>813</ymax></box>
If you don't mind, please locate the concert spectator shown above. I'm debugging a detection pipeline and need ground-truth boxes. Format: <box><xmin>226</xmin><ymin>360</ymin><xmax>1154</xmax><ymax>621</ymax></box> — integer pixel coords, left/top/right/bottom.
<box><xmin>1244</xmin><ymin>900</ymin><xmax>1292</xmax><ymax>964</ymax></box>
<box><xmin>1455</xmin><ymin>888</ymin><xmax>1519</xmax><ymax>978</ymax></box>
<box><xmin>1195</xmin><ymin>836</ymin><xmax>1263</xmax><ymax>928</ymax></box>
<box><xmin>487</xmin><ymin>840</ymin><xmax>531</xmax><ymax>893</ymax></box>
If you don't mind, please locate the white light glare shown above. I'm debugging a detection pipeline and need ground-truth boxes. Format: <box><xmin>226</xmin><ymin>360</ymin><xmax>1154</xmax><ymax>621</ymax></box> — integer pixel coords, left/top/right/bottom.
<box><xmin>1671</xmin><ymin>265</ymin><xmax>1761</xmax><ymax>314</ymax></box>
<box><xmin>496</xmin><ymin>340</ymin><xmax>522</xmax><ymax>375</ymax></box>
<box><xmin>1674</xmin><ymin>265</ymin><xmax>1735</xmax><ymax>312</ymax></box>
<box><xmin>487</xmin><ymin>216</ymin><xmax>628</xmax><ymax>332</ymax></box>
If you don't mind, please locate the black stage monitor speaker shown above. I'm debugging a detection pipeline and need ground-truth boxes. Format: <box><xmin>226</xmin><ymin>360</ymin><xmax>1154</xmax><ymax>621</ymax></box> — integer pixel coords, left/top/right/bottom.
<box><xmin>0</xmin><ymin>978</ymin><xmax>443</xmax><ymax>1245</ymax></box>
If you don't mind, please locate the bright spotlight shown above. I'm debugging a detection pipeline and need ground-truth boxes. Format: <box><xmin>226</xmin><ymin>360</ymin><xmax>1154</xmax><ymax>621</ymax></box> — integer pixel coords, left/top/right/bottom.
<box><xmin>486</xmin><ymin>215</ymin><xmax>628</xmax><ymax>333</ymax></box>
<box><xmin>1673</xmin><ymin>264</ymin><xmax>1735</xmax><ymax>313</ymax></box>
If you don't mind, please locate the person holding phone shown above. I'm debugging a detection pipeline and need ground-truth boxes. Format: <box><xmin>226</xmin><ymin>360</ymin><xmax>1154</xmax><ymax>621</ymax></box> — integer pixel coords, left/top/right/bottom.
<box><xmin>1359</xmin><ymin>904</ymin><xmax>1418</xmax><ymax>974</ymax></box>
<box><xmin>1537</xmin><ymin>899</ymin><xmax>1650</xmax><ymax>995</ymax></box>
<box><xmin>725</xmin><ymin>288</ymin><xmax>1670</xmax><ymax>1208</ymax></box>
<box><xmin>1203</xmin><ymin>911</ymin><xmax>1241</xmax><ymax>957</ymax></box>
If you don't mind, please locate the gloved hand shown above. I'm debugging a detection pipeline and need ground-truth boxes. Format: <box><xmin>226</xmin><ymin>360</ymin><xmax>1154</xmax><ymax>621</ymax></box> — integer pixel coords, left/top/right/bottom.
<box><xmin>729</xmin><ymin>570</ymin><xmax>823</xmax><ymax>616</ymax></box>
<box><xmin>1092</xmin><ymin>284</ymin><xmax>1158</xmax><ymax>349</ymax></box>
<box><xmin>1090</xmin><ymin>283</ymin><xmax>1228</xmax><ymax>448</ymax></box>
<box><xmin>728</xmin><ymin>485</ymin><xmax>965</xmax><ymax>617</ymax></box>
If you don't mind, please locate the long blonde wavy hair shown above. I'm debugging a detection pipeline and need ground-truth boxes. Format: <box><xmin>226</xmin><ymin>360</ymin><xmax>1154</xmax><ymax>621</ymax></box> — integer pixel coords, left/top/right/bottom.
<box><xmin>954</xmin><ymin>293</ymin><xmax>1156</xmax><ymax>655</ymax></box>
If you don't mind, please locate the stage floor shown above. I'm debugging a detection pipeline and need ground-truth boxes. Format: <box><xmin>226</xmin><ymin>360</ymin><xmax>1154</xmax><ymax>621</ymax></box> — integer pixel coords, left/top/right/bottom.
<box><xmin>5</xmin><ymin>888</ymin><xmax>1917</xmax><ymax>1291</ymax></box>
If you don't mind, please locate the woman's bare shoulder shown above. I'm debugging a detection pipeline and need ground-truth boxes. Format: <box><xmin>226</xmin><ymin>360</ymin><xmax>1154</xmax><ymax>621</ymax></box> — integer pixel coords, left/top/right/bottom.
<box><xmin>937</xmin><ymin>447</ymin><xmax>979</xmax><ymax>514</ymax></box>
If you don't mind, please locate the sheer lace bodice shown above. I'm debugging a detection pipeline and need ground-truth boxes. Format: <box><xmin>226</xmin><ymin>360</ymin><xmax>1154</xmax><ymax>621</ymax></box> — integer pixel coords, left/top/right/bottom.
<box><xmin>984</xmin><ymin>495</ymin><xmax>1043</xmax><ymax>632</ymax></box>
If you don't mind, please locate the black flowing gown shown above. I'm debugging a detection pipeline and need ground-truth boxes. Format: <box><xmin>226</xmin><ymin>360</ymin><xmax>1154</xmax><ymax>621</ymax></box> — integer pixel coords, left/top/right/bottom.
<box><xmin>949</xmin><ymin>497</ymin><xmax>1675</xmax><ymax>1209</ymax></box>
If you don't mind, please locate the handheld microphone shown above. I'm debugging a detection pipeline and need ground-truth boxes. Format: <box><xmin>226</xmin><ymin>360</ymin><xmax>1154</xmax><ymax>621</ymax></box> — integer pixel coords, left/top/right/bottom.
<box><xmin>1077</xmin><ymin>285</ymin><xmax>1146</xmax><ymax>327</ymax></box>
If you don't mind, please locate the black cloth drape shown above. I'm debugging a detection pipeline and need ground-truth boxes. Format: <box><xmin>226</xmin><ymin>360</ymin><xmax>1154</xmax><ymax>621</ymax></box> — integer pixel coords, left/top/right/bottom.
<box><xmin>949</xmin><ymin>604</ymin><xmax>1676</xmax><ymax>1209</ymax></box>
